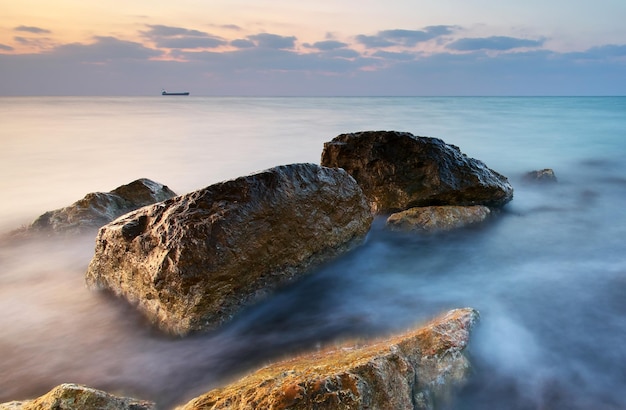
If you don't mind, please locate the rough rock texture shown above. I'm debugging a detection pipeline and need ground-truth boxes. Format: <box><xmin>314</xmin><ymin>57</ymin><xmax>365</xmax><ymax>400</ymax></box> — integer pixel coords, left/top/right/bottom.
<box><xmin>387</xmin><ymin>205</ymin><xmax>491</xmax><ymax>233</ymax></box>
<box><xmin>178</xmin><ymin>308</ymin><xmax>479</xmax><ymax>410</ymax></box>
<box><xmin>0</xmin><ymin>383</ymin><xmax>154</xmax><ymax>410</ymax></box>
<box><xmin>21</xmin><ymin>178</ymin><xmax>177</xmax><ymax>236</ymax></box>
<box><xmin>86</xmin><ymin>164</ymin><xmax>373</xmax><ymax>336</ymax></box>
<box><xmin>523</xmin><ymin>168</ymin><xmax>558</xmax><ymax>183</ymax></box>
<box><xmin>321</xmin><ymin>131</ymin><xmax>514</xmax><ymax>213</ymax></box>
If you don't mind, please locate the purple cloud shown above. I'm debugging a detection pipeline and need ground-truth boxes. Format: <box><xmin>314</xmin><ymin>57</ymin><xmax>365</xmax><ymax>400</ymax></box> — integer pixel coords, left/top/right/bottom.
<box><xmin>447</xmin><ymin>36</ymin><xmax>544</xmax><ymax>51</ymax></box>
<box><xmin>14</xmin><ymin>25</ymin><xmax>51</xmax><ymax>34</ymax></box>
<box><xmin>357</xmin><ymin>25</ymin><xmax>456</xmax><ymax>48</ymax></box>
<box><xmin>247</xmin><ymin>33</ymin><xmax>297</xmax><ymax>49</ymax></box>
<box><xmin>142</xmin><ymin>25</ymin><xmax>227</xmax><ymax>49</ymax></box>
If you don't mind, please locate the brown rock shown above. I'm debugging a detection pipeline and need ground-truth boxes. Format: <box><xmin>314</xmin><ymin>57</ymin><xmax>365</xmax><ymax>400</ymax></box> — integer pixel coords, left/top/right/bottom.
<box><xmin>321</xmin><ymin>131</ymin><xmax>514</xmax><ymax>213</ymax></box>
<box><xmin>19</xmin><ymin>178</ymin><xmax>177</xmax><ymax>236</ymax></box>
<box><xmin>387</xmin><ymin>205</ymin><xmax>491</xmax><ymax>233</ymax></box>
<box><xmin>0</xmin><ymin>383</ymin><xmax>154</xmax><ymax>410</ymax></box>
<box><xmin>177</xmin><ymin>308</ymin><xmax>479</xmax><ymax>410</ymax></box>
<box><xmin>86</xmin><ymin>164</ymin><xmax>373</xmax><ymax>336</ymax></box>
<box><xmin>523</xmin><ymin>168</ymin><xmax>558</xmax><ymax>183</ymax></box>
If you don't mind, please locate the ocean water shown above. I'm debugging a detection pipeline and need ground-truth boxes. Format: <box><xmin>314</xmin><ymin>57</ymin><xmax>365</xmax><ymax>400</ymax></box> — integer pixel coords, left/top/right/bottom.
<box><xmin>0</xmin><ymin>96</ymin><xmax>625</xmax><ymax>409</ymax></box>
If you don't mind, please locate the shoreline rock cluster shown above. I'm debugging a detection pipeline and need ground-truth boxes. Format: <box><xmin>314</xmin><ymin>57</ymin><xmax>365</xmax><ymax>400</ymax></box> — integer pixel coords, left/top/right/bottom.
<box><xmin>321</xmin><ymin>131</ymin><xmax>513</xmax><ymax>232</ymax></box>
<box><xmin>3</xmin><ymin>130</ymin><xmax>528</xmax><ymax>409</ymax></box>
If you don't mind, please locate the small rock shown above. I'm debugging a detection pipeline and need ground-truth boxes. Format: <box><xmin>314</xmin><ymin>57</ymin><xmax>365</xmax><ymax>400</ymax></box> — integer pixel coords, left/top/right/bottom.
<box><xmin>0</xmin><ymin>383</ymin><xmax>154</xmax><ymax>410</ymax></box>
<box><xmin>523</xmin><ymin>168</ymin><xmax>558</xmax><ymax>183</ymax></box>
<box><xmin>15</xmin><ymin>178</ymin><xmax>176</xmax><ymax>236</ymax></box>
<box><xmin>387</xmin><ymin>205</ymin><xmax>491</xmax><ymax>233</ymax></box>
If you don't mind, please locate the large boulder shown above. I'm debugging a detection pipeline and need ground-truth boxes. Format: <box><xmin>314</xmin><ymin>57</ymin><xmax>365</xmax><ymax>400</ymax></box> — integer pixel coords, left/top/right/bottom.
<box><xmin>19</xmin><ymin>178</ymin><xmax>177</xmax><ymax>236</ymax></box>
<box><xmin>387</xmin><ymin>205</ymin><xmax>491</xmax><ymax>233</ymax></box>
<box><xmin>178</xmin><ymin>308</ymin><xmax>479</xmax><ymax>410</ymax></box>
<box><xmin>0</xmin><ymin>383</ymin><xmax>154</xmax><ymax>410</ymax></box>
<box><xmin>86</xmin><ymin>164</ymin><xmax>373</xmax><ymax>336</ymax></box>
<box><xmin>321</xmin><ymin>131</ymin><xmax>514</xmax><ymax>214</ymax></box>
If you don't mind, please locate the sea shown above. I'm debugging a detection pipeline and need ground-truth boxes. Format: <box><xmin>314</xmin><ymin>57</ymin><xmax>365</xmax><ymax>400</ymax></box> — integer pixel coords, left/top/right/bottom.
<box><xmin>1</xmin><ymin>96</ymin><xmax>625</xmax><ymax>409</ymax></box>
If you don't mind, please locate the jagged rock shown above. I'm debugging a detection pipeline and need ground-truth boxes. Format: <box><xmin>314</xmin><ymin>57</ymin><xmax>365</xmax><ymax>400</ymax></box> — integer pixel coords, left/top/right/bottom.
<box><xmin>86</xmin><ymin>164</ymin><xmax>373</xmax><ymax>336</ymax></box>
<box><xmin>523</xmin><ymin>168</ymin><xmax>557</xmax><ymax>183</ymax></box>
<box><xmin>17</xmin><ymin>178</ymin><xmax>177</xmax><ymax>236</ymax></box>
<box><xmin>387</xmin><ymin>205</ymin><xmax>491</xmax><ymax>233</ymax></box>
<box><xmin>177</xmin><ymin>308</ymin><xmax>479</xmax><ymax>410</ymax></box>
<box><xmin>0</xmin><ymin>383</ymin><xmax>154</xmax><ymax>410</ymax></box>
<box><xmin>321</xmin><ymin>131</ymin><xmax>514</xmax><ymax>214</ymax></box>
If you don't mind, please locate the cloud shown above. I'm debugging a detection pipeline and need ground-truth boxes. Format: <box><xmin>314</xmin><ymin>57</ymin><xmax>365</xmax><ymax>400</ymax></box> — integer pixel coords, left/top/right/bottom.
<box><xmin>357</xmin><ymin>25</ymin><xmax>456</xmax><ymax>48</ymax></box>
<box><xmin>220</xmin><ymin>24</ymin><xmax>242</xmax><ymax>31</ymax></box>
<box><xmin>54</xmin><ymin>36</ymin><xmax>162</xmax><ymax>62</ymax></box>
<box><xmin>247</xmin><ymin>33</ymin><xmax>297</xmax><ymax>49</ymax></box>
<box><xmin>13</xmin><ymin>36</ymin><xmax>53</xmax><ymax>49</ymax></box>
<box><xmin>304</xmin><ymin>40</ymin><xmax>349</xmax><ymax>51</ymax></box>
<box><xmin>372</xmin><ymin>50</ymin><xmax>416</xmax><ymax>61</ymax></box>
<box><xmin>566</xmin><ymin>44</ymin><xmax>626</xmax><ymax>60</ymax></box>
<box><xmin>0</xmin><ymin>26</ymin><xmax>625</xmax><ymax>96</ymax></box>
<box><xmin>14</xmin><ymin>25</ymin><xmax>51</xmax><ymax>34</ymax></box>
<box><xmin>447</xmin><ymin>36</ymin><xmax>544</xmax><ymax>51</ymax></box>
<box><xmin>0</xmin><ymin>44</ymin><xmax>14</xmax><ymax>51</ymax></box>
<box><xmin>142</xmin><ymin>25</ymin><xmax>227</xmax><ymax>49</ymax></box>
<box><xmin>231</xmin><ymin>39</ymin><xmax>255</xmax><ymax>48</ymax></box>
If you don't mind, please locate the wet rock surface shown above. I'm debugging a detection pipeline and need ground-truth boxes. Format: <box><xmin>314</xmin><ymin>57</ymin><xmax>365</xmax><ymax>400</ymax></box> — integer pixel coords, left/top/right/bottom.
<box><xmin>85</xmin><ymin>164</ymin><xmax>373</xmax><ymax>336</ymax></box>
<box><xmin>16</xmin><ymin>178</ymin><xmax>177</xmax><ymax>236</ymax></box>
<box><xmin>321</xmin><ymin>131</ymin><xmax>514</xmax><ymax>213</ymax></box>
<box><xmin>387</xmin><ymin>205</ymin><xmax>492</xmax><ymax>233</ymax></box>
<box><xmin>0</xmin><ymin>383</ymin><xmax>154</xmax><ymax>410</ymax></box>
<box><xmin>177</xmin><ymin>308</ymin><xmax>479</xmax><ymax>410</ymax></box>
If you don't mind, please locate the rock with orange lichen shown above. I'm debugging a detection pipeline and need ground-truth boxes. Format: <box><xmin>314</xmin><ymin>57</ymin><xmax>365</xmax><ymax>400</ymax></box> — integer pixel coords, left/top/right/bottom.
<box><xmin>177</xmin><ymin>308</ymin><xmax>479</xmax><ymax>410</ymax></box>
<box><xmin>0</xmin><ymin>383</ymin><xmax>154</xmax><ymax>410</ymax></box>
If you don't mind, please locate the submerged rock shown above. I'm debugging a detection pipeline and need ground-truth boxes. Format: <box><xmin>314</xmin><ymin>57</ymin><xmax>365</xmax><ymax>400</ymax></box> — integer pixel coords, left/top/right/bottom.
<box><xmin>0</xmin><ymin>383</ymin><xmax>154</xmax><ymax>410</ymax></box>
<box><xmin>178</xmin><ymin>308</ymin><xmax>479</xmax><ymax>410</ymax></box>
<box><xmin>387</xmin><ymin>205</ymin><xmax>491</xmax><ymax>233</ymax></box>
<box><xmin>17</xmin><ymin>178</ymin><xmax>176</xmax><ymax>236</ymax></box>
<box><xmin>321</xmin><ymin>131</ymin><xmax>513</xmax><ymax>214</ymax></box>
<box><xmin>86</xmin><ymin>164</ymin><xmax>372</xmax><ymax>336</ymax></box>
<box><xmin>523</xmin><ymin>168</ymin><xmax>558</xmax><ymax>183</ymax></box>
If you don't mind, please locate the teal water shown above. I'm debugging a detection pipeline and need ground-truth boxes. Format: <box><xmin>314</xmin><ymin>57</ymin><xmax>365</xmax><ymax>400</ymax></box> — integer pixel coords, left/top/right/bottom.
<box><xmin>1</xmin><ymin>97</ymin><xmax>625</xmax><ymax>408</ymax></box>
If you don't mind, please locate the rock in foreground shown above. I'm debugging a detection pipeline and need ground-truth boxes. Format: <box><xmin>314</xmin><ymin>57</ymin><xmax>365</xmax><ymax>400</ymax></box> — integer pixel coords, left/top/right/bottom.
<box><xmin>0</xmin><ymin>383</ymin><xmax>154</xmax><ymax>410</ymax></box>
<box><xmin>22</xmin><ymin>178</ymin><xmax>177</xmax><ymax>236</ymax></box>
<box><xmin>178</xmin><ymin>308</ymin><xmax>479</xmax><ymax>410</ymax></box>
<box><xmin>387</xmin><ymin>205</ymin><xmax>491</xmax><ymax>233</ymax></box>
<box><xmin>86</xmin><ymin>164</ymin><xmax>372</xmax><ymax>336</ymax></box>
<box><xmin>321</xmin><ymin>131</ymin><xmax>514</xmax><ymax>213</ymax></box>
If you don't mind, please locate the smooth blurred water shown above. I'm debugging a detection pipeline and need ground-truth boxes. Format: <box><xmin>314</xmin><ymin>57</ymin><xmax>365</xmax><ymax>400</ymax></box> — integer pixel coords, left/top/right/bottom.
<box><xmin>1</xmin><ymin>97</ymin><xmax>625</xmax><ymax>409</ymax></box>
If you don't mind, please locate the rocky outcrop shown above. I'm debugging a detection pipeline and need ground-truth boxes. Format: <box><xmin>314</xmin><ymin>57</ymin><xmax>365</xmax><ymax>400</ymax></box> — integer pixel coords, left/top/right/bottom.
<box><xmin>86</xmin><ymin>164</ymin><xmax>373</xmax><ymax>336</ymax></box>
<box><xmin>387</xmin><ymin>205</ymin><xmax>491</xmax><ymax>233</ymax></box>
<box><xmin>321</xmin><ymin>131</ymin><xmax>514</xmax><ymax>214</ymax></box>
<box><xmin>178</xmin><ymin>308</ymin><xmax>479</xmax><ymax>410</ymax></box>
<box><xmin>523</xmin><ymin>168</ymin><xmax>557</xmax><ymax>183</ymax></box>
<box><xmin>0</xmin><ymin>383</ymin><xmax>154</xmax><ymax>410</ymax></box>
<box><xmin>17</xmin><ymin>178</ymin><xmax>177</xmax><ymax>236</ymax></box>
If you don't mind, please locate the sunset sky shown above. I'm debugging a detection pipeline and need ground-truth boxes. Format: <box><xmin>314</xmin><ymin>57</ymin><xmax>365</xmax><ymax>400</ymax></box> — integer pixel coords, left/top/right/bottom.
<box><xmin>1</xmin><ymin>0</ymin><xmax>625</xmax><ymax>95</ymax></box>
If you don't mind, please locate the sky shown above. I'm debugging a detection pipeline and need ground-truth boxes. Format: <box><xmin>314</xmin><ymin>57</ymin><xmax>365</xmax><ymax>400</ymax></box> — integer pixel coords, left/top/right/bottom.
<box><xmin>1</xmin><ymin>0</ymin><xmax>625</xmax><ymax>96</ymax></box>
